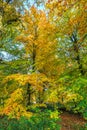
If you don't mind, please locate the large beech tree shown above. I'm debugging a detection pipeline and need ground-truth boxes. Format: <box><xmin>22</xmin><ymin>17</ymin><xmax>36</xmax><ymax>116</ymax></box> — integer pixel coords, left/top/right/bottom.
<box><xmin>0</xmin><ymin>0</ymin><xmax>87</xmax><ymax>118</ymax></box>
<box><xmin>47</xmin><ymin>0</ymin><xmax>87</xmax><ymax>75</ymax></box>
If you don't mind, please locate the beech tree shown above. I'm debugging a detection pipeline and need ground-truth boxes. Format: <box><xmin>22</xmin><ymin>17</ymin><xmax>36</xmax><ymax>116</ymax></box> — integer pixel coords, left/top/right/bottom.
<box><xmin>0</xmin><ymin>5</ymin><xmax>61</xmax><ymax>117</ymax></box>
<box><xmin>45</xmin><ymin>0</ymin><xmax>87</xmax><ymax>111</ymax></box>
<box><xmin>46</xmin><ymin>0</ymin><xmax>87</xmax><ymax>75</ymax></box>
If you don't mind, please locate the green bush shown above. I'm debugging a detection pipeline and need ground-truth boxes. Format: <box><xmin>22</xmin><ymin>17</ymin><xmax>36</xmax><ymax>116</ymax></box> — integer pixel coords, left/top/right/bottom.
<box><xmin>0</xmin><ymin>109</ymin><xmax>61</xmax><ymax>130</ymax></box>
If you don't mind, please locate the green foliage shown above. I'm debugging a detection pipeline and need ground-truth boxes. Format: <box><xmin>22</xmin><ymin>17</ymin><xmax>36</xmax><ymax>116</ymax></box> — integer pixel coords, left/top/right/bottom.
<box><xmin>0</xmin><ymin>109</ymin><xmax>61</xmax><ymax>130</ymax></box>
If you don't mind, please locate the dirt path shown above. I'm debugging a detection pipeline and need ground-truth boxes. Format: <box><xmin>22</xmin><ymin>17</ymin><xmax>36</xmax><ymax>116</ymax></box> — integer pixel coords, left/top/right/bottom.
<box><xmin>60</xmin><ymin>112</ymin><xmax>87</xmax><ymax>130</ymax></box>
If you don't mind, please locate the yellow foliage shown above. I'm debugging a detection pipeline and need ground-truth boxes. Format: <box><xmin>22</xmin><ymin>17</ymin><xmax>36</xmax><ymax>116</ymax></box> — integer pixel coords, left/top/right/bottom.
<box><xmin>1</xmin><ymin>88</ymin><xmax>32</xmax><ymax>118</ymax></box>
<box><xmin>2</xmin><ymin>73</ymin><xmax>50</xmax><ymax>92</ymax></box>
<box><xmin>46</xmin><ymin>89</ymin><xmax>58</xmax><ymax>103</ymax></box>
<box><xmin>50</xmin><ymin>110</ymin><xmax>59</xmax><ymax>119</ymax></box>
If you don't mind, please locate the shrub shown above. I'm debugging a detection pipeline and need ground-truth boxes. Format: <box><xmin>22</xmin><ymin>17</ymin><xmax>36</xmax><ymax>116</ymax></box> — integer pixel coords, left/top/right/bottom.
<box><xmin>0</xmin><ymin>109</ymin><xmax>61</xmax><ymax>130</ymax></box>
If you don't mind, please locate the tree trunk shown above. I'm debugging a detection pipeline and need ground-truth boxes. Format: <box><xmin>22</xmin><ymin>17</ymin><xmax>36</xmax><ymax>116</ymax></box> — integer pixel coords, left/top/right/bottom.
<box><xmin>27</xmin><ymin>83</ymin><xmax>31</xmax><ymax>106</ymax></box>
<box><xmin>70</xmin><ymin>33</ymin><xmax>84</xmax><ymax>75</ymax></box>
<box><xmin>32</xmin><ymin>43</ymin><xmax>36</xmax><ymax>72</ymax></box>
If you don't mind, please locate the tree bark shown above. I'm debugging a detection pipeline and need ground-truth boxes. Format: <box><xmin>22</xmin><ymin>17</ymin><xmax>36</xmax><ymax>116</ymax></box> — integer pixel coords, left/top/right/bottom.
<box><xmin>27</xmin><ymin>83</ymin><xmax>31</xmax><ymax>106</ymax></box>
<box><xmin>70</xmin><ymin>33</ymin><xmax>84</xmax><ymax>75</ymax></box>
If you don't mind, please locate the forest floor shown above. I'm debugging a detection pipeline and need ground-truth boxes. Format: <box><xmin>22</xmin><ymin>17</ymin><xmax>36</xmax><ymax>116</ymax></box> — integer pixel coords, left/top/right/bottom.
<box><xmin>60</xmin><ymin>111</ymin><xmax>87</xmax><ymax>130</ymax></box>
